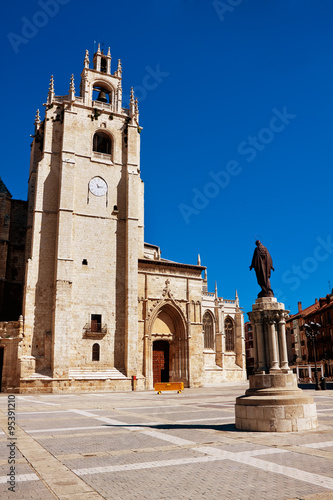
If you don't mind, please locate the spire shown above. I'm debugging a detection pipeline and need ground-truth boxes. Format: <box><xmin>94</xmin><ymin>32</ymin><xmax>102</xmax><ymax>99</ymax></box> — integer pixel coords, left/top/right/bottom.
<box><xmin>135</xmin><ymin>97</ymin><xmax>139</xmax><ymax>121</ymax></box>
<box><xmin>235</xmin><ymin>289</ymin><xmax>239</xmax><ymax>306</ymax></box>
<box><xmin>129</xmin><ymin>87</ymin><xmax>135</xmax><ymax>123</ymax></box>
<box><xmin>215</xmin><ymin>281</ymin><xmax>218</xmax><ymax>298</ymax></box>
<box><xmin>116</xmin><ymin>59</ymin><xmax>122</xmax><ymax>77</ymax></box>
<box><xmin>93</xmin><ymin>43</ymin><xmax>102</xmax><ymax>71</ymax></box>
<box><xmin>47</xmin><ymin>75</ymin><xmax>54</xmax><ymax>104</ymax></box>
<box><xmin>106</xmin><ymin>47</ymin><xmax>111</xmax><ymax>74</ymax></box>
<box><xmin>69</xmin><ymin>74</ymin><xmax>75</xmax><ymax>102</ymax></box>
<box><xmin>84</xmin><ymin>49</ymin><xmax>89</xmax><ymax>69</ymax></box>
<box><xmin>197</xmin><ymin>254</ymin><xmax>201</xmax><ymax>266</ymax></box>
<box><xmin>34</xmin><ymin>109</ymin><xmax>40</xmax><ymax>134</ymax></box>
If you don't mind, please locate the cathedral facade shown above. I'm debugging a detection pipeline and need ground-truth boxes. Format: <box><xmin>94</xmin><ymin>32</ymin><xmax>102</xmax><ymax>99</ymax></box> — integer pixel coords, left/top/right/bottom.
<box><xmin>0</xmin><ymin>46</ymin><xmax>246</xmax><ymax>392</ymax></box>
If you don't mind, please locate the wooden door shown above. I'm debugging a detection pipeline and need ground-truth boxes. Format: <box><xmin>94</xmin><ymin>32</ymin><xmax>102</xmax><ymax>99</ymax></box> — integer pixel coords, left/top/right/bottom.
<box><xmin>153</xmin><ymin>341</ymin><xmax>169</xmax><ymax>385</ymax></box>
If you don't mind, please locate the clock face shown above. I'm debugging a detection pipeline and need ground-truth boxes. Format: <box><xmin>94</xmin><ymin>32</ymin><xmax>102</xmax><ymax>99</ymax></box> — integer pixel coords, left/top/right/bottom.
<box><xmin>89</xmin><ymin>177</ymin><xmax>107</xmax><ymax>197</ymax></box>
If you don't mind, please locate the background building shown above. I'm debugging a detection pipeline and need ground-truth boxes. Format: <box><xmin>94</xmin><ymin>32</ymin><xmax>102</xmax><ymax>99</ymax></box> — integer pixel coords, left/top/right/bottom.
<box><xmin>287</xmin><ymin>295</ymin><xmax>333</xmax><ymax>380</ymax></box>
<box><xmin>244</xmin><ymin>321</ymin><xmax>254</xmax><ymax>377</ymax></box>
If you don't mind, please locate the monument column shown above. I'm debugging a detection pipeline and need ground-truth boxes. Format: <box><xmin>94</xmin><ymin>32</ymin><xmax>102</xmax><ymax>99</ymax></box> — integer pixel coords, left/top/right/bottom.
<box><xmin>267</xmin><ymin>317</ymin><xmax>280</xmax><ymax>371</ymax></box>
<box><xmin>235</xmin><ymin>241</ymin><xmax>317</xmax><ymax>432</ymax></box>
<box><xmin>254</xmin><ymin>318</ymin><xmax>266</xmax><ymax>372</ymax></box>
<box><xmin>277</xmin><ymin>313</ymin><xmax>290</xmax><ymax>372</ymax></box>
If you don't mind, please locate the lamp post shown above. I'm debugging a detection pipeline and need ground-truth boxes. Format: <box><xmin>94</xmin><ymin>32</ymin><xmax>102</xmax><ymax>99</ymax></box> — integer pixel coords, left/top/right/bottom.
<box><xmin>304</xmin><ymin>321</ymin><xmax>321</xmax><ymax>390</ymax></box>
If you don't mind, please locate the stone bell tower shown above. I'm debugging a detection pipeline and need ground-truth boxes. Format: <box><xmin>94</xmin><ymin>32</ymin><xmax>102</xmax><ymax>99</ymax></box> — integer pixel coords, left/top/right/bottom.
<box><xmin>21</xmin><ymin>44</ymin><xmax>144</xmax><ymax>387</ymax></box>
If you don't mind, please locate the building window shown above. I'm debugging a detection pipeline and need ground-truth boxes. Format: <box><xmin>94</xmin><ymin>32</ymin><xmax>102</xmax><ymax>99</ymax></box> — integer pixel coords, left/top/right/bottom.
<box><xmin>203</xmin><ymin>311</ymin><xmax>214</xmax><ymax>349</ymax></box>
<box><xmin>93</xmin><ymin>132</ymin><xmax>112</xmax><ymax>155</ymax></box>
<box><xmin>91</xmin><ymin>314</ymin><xmax>102</xmax><ymax>333</ymax></box>
<box><xmin>92</xmin><ymin>343</ymin><xmax>100</xmax><ymax>361</ymax></box>
<box><xmin>225</xmin><ymin>317</ymin><xmax>234</xmax><ymax>351</ymax></box>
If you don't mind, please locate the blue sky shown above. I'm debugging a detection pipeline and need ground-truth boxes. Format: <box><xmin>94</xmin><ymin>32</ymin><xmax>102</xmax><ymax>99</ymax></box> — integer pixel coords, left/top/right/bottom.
<box><xmin>1</xmin><ymin>0</ymin><xmax>333</xmax><ymax>316</ymax></box>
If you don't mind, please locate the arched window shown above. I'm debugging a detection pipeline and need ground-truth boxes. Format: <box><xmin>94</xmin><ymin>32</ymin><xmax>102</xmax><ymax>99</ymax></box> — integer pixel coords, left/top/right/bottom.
<box><xmin>225</xmin><ymin>317</ymin><xmax>234</xmax><ymax>351</ymax></box>
<box><xmin>203</xmin><ymin>311</ymin><xmax>214</xmax><ymax>349</ymax></box>
<box><xmin>92</xmin><ymin>343</ymin><xmax>100</xmax><ymax>361</ymax></box>
<box><xmin>191</xmin><ymin>301</ymin><xmax>196</xmax><ymax>323</ymax></box>
<box><xmin>93</xmin><ymin>132</ymin><xmax>112</xmax><ymax>155</ymax></box>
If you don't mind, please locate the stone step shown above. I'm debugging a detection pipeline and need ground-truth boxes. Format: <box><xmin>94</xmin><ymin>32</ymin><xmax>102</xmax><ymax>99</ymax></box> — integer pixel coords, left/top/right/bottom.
<box><xmin>68</xmin><ymin>368</ymin><xmax>127</xmax><ymax>380</ymax></box>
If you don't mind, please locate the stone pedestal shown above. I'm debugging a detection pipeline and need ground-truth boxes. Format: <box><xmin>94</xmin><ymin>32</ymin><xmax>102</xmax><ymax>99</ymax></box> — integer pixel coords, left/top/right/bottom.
<box><xmin>235</xmin><ymin>297</ymin><xmax>317</xmax><ymax>432</ymax></box>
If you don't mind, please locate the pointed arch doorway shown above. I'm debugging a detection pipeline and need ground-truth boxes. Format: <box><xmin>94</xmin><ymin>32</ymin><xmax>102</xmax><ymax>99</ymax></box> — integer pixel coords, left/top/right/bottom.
<box><xmin>149</xmin><ymin>304</ymin><xmax>189</xmax><ymax>388</ymax></box>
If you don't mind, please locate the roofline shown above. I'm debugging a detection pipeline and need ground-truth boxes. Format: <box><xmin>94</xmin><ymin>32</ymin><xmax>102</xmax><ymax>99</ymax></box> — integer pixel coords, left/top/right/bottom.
<box><xmin>138</xmin><ymin>258</ymin><xmax>206</xmax><ymax>271</ymax></box>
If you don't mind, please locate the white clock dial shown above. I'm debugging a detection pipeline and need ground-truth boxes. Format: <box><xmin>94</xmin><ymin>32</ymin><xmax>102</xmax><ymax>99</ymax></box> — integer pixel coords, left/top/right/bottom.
<box><xmin>89</xmin><ymin>177</ymin><xmax>107</xmax><ymax>197</ymax></box>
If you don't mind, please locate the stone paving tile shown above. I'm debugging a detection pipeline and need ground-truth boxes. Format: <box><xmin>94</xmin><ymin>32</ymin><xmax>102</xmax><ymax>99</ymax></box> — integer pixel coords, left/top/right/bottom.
<box><xmin>261</xmin><ymin>451</ymin><xmax>333</xmax><ymax>479</ymax></box>
<box><xmin>0</xmin><ymin>479</ymin><xmax>56</xmax><ymax>500</ymax></box>
<box><xmin>80</xmin><ymin>460</ymin><xmax>329</xmax><ymax>500</ymax></box>
<box><xmin>0</xmin><ymin>385</ymin><xmax>332</xmax><ymax>499</ymax></box>
<box><xmin>34</xmin><ymin>431</ymin><xmax>171</xmax><ymax>455</ymax></box>
<box><xmin>0</xmin><ymin>462</ymin><xmax>34</xmax><ymax>478</ymax></box>
<box><xmin>19</xmin><ymin>417</ymin><xmax>104</xmax><ymax>432</ymax></box>
<box><xmin>149</xmin><ymin>427</ymin><xmax>233</xmax><ymax>444</ymax></box>
<box><xmin>62</xmin><ymin>447</ymin><xmax>205</xmax><ymax>470</ymax></box>
<box><xmin>205</xmin><ymin>441</ymin><xmax>270</xmax><ymax>452</ymax></box>
<box><xmin>149</xmin><ymin>410</ymin><xmax>233</xmax><ymax>422</ymax></box>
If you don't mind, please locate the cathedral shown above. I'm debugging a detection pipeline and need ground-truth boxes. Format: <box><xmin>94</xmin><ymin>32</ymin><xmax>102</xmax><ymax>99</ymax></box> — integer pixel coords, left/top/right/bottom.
<box><xmin>0</xmin><ymin>46</ymin><xmax>246</xmax><ymax>392</ymax></box>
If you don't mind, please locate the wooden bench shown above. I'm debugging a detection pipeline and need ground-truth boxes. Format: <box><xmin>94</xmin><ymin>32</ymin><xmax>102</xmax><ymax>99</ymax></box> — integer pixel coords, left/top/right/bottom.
<box><xmin>154</xmin><ymin>382</ymin><xmax>184</xmax><ymax>394</ymax></box>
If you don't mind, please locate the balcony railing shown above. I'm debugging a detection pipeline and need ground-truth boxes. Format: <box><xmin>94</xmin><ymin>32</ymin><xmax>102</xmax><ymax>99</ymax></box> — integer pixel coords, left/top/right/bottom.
<box><xmin>83</xmin><ymin>323</ymin><xmax>108</xmax><ymax>336</ymax></box>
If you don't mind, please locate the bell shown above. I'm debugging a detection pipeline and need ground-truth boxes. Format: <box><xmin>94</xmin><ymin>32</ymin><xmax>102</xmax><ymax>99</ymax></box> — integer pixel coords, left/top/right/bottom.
<box><xmin>97</xmin><ymin>90</ymin><xmax>107</xmax><ymax>103</ymax></box>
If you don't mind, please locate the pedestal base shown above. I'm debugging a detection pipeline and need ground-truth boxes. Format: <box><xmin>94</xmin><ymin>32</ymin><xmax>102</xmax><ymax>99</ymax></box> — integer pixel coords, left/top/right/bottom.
<box><xmin>235</xmin><ymin>373</ymin><xmax>318</xmax><ymax>432</ymax></box>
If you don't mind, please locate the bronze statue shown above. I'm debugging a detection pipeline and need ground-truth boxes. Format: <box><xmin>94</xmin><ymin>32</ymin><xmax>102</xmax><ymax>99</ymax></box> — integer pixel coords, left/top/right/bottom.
<box><xmin>250</xmin><ymin>240</ymin><xmax>274</xmax><ymax>298</ymax></box>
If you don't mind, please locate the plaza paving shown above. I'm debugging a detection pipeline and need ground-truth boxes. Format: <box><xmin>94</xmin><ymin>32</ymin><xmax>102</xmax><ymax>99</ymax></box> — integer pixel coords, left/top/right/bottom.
<box><xmin>0</xmin><ymin>382</ymin><xmax>332</xmax><ymax>500</ymax></box>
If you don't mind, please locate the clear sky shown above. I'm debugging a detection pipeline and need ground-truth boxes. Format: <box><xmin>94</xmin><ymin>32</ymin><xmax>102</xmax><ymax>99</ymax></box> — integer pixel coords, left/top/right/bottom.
<box><xmin>1</xmin><ymin>0</ymin><xmax>333</xmax><ymax>317</ymax></box>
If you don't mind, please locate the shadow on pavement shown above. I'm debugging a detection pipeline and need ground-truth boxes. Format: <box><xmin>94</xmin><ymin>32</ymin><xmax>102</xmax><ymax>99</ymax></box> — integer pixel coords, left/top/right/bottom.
<box><xmin>103</xmin><ymin>423</ymin><xmax>238</xmax><ymax>432</ymax></box>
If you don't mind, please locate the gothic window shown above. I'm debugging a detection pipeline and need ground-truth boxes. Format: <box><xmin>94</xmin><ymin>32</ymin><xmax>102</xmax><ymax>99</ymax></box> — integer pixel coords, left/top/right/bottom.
<box><xmin>93</xmin><ymin>132</ymin><xmax>112</xmax><ymax>155</ymax></box>
<box><xmin>203</xmin><ymin>311</ymin><xmax>214</xmax><ymax>349</ymax></box>
<box><xmin>92</xmin><ymin>343</ymin><xmax>100</xmax><ymax>361</ymax></box>
<box><xmin>191</xmin><ymin>301</ymin><xmax>196</xmax><ymax>323</ymax></box>
<box><xmin>91</xmin><ymin>314</ymin><xmax>102</xmax><ymax>333</ymax></box>
<box><xmin>225</xmin><ymin>317</ymin><xmax>235</xmax><ymax>351</ymax></box>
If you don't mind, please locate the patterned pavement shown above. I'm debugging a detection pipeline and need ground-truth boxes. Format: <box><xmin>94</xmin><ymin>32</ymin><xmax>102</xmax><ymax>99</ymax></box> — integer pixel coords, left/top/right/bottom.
<box><xmin>0</xmin><ymin>383</ymin><xmax>333</xmax><ymax>500</ymax></box>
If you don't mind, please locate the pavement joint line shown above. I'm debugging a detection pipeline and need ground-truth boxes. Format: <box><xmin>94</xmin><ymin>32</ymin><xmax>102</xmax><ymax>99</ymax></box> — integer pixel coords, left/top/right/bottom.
<box><xmin>69</xmin><ymin>445</ymin><xmax>333</xmax><ymax>491</ymax></box>
<box><xmin>10</xmin><ymin>409</ymin><xmax>105</xmax><ymax>415</ymax></box>
<box><xmin>195</xmin><ymin>446</ymin><xmax>333</xmax><ymax>490</ymax></box>
<box><xmin>301</xmin><ymin>441</ymin><xmax>333</xmax><ymax>449</ymax></box>
<box><xmin>16</xmin><ymin>397</ymin><xmax>59</xmax><ymax>406</ymax></box>
<box><xmin>27</xmin><ymin>425</ymin><xmax>115</xmax><ymax>433</ymax></box>
<box><xmin>0</xmin><ymin>473</ymin><xmax>39</xmax><ymax>484</ymax></box>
